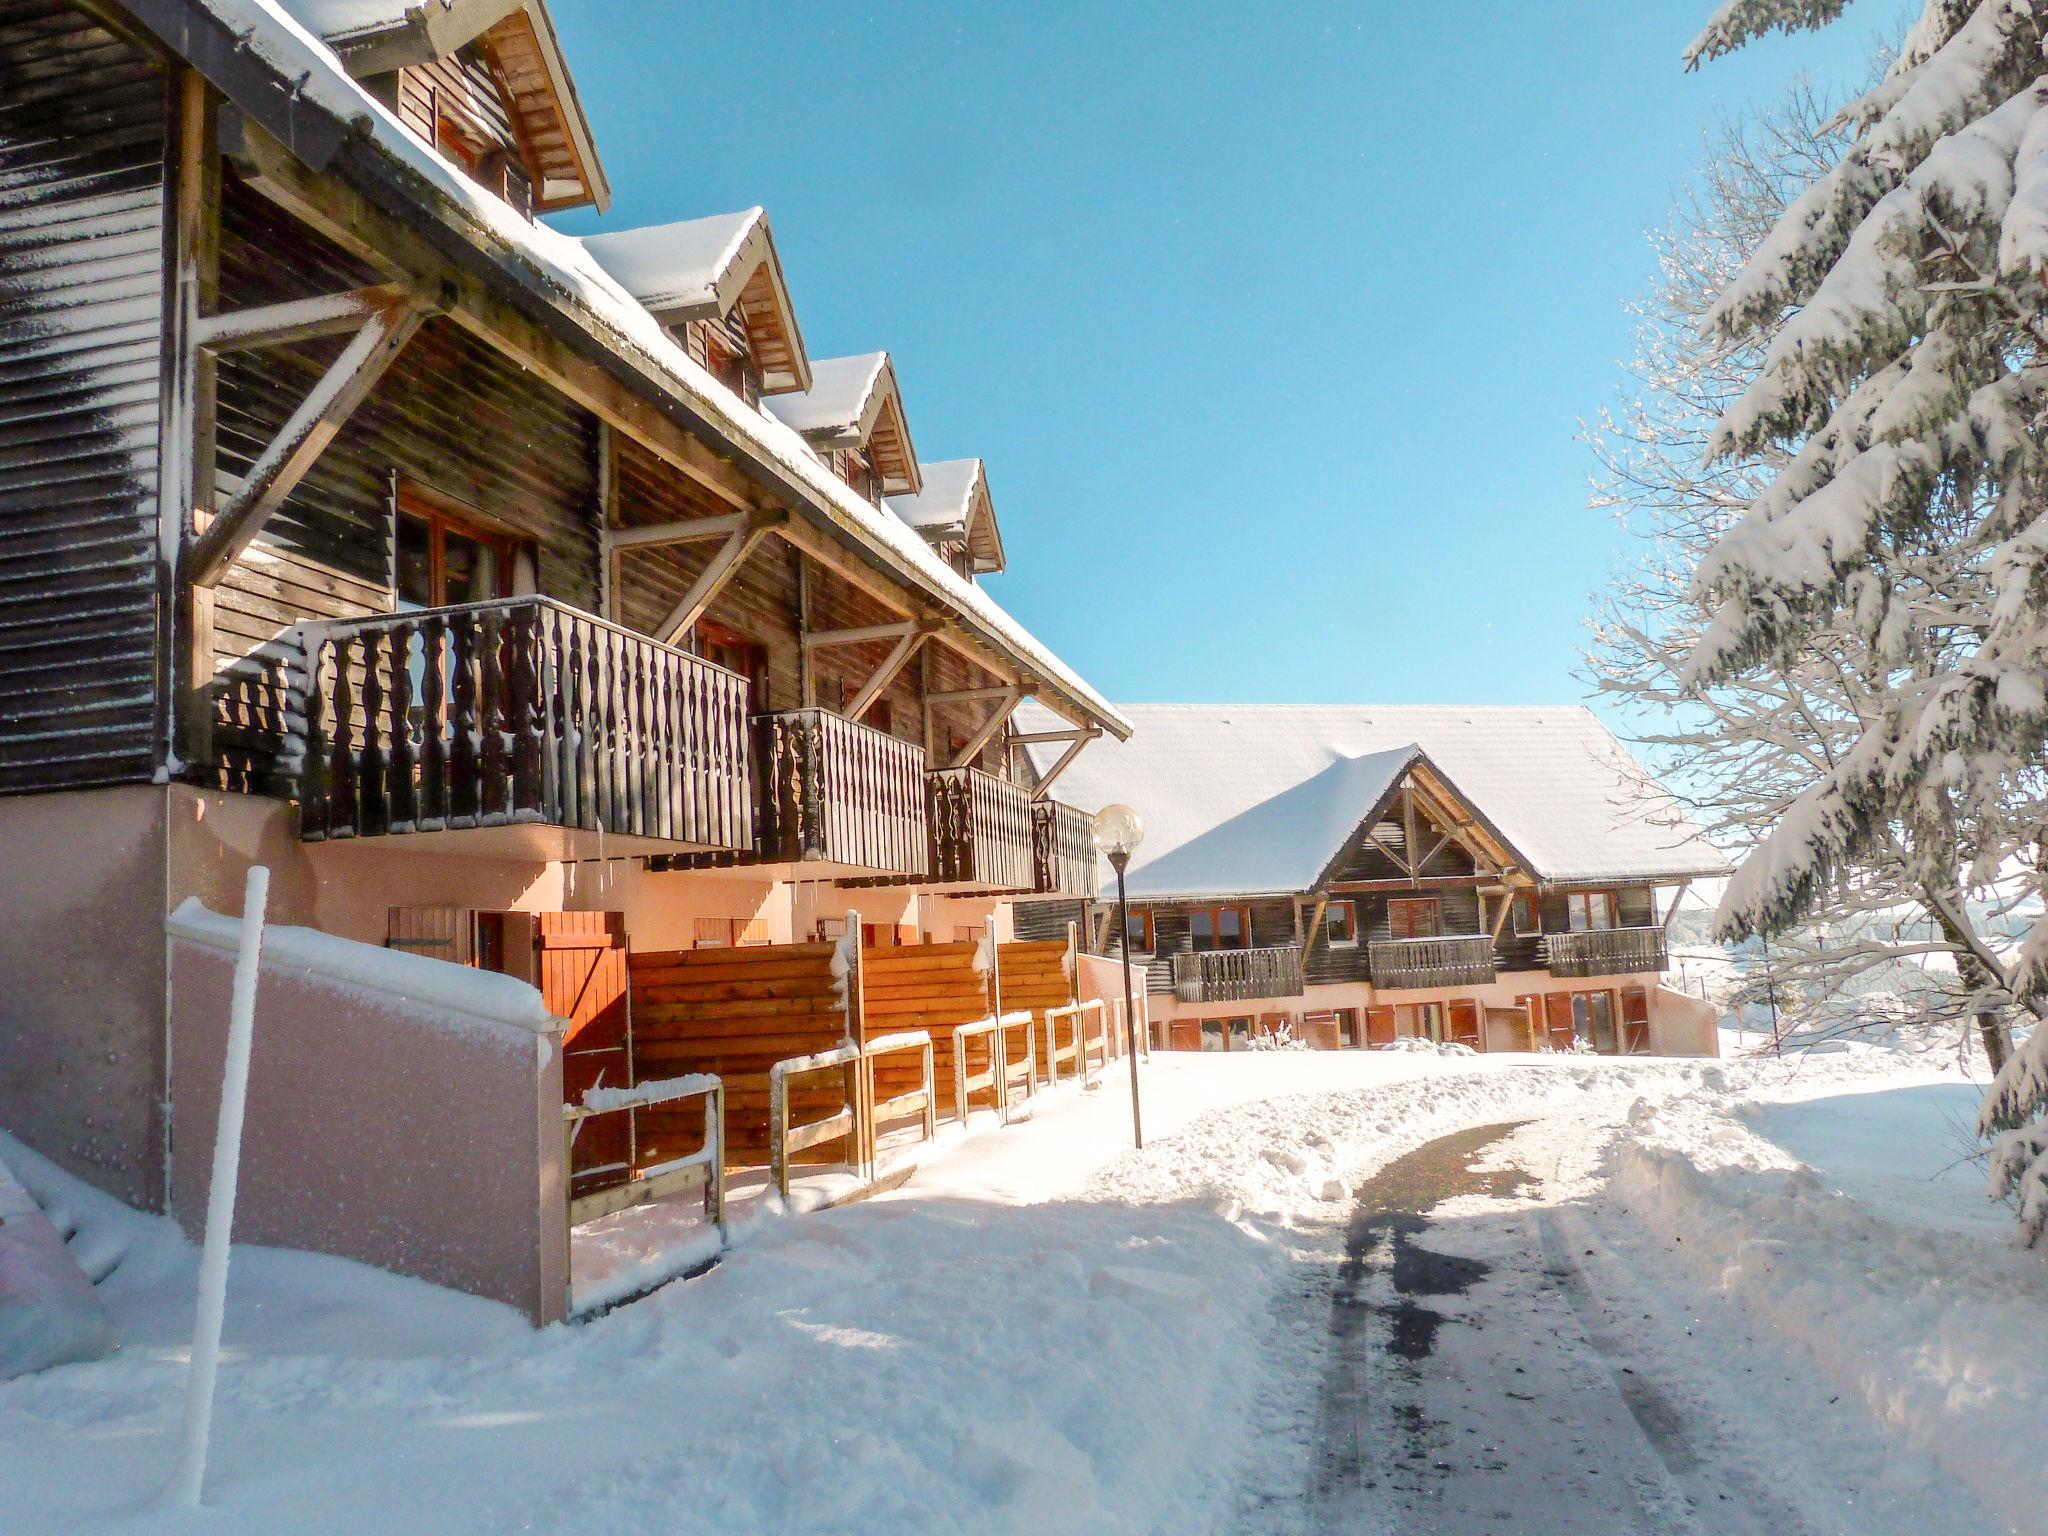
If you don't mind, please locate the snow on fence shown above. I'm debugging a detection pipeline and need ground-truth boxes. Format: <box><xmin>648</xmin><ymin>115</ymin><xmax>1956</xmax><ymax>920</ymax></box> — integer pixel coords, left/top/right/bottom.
<box><xmin>565</xmin><ymin>1075</ymin><xmax>725</xmax><ymax>1230</ymax></box>
<box><xmin>952</xmin><ymin>1012</ymin><xmax>1028</xmax><ymax>1125</ymax></box>
<box><xmin>165</xmin><ymin>899</ymin><xmax>571</xmax><ymax>1324</ymax></box>
<box><xmin>768</xmin><ymin>1045</ymin><xmax>861</xmax><ymax>1200</ymax></box>
<box><xmin>625</xmin><ymin>941</ymin><xmax>853</xmax><ymax>1173</ymax></box>
<box><xmin>1041</xmin><ymin>1000</ymin><xmax>1108</xmax><ymax>1088</ymax></box>
<box><xmin>861</xmin><ymin>1030</ymin><xmax>938</xmax><ymax>1158</ymax></box>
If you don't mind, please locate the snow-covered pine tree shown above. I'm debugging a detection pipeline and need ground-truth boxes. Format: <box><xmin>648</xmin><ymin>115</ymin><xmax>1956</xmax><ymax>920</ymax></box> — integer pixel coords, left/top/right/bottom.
<box><xmin>1588</xmin><ymin>80</ymin><xmax>2034</xmax><ymax>1058</ymax></box>
<box><xmin>1681</xmin><ymin>0</ymin><xmax>2048</xmax><ymax>1240</ymax></box>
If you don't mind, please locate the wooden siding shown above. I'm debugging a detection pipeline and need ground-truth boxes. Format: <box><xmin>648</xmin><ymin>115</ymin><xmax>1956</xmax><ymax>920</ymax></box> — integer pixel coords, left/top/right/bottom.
<box><xmin>859</xmin><ymin>942</ymin><xmax>992</xmax><ymax>1120</ymax></box>
<box><xmin>0</xmin><ymin>1</ymin><xmax>164</xmax><ymax>791</ymax></box>
<box><xmin>210</xmin><ymin>174</ymin><xmax>599</xmax><ymax>789</ymax></box>
<box><xmin>627</xmin><ymin>941</ymin><xmax>852</xmax><ymax>1171</ymax></box>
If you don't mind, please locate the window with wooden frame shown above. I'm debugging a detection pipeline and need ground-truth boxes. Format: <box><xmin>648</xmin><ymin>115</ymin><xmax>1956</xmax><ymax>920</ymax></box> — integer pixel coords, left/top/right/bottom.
<box><xmin>1566</xmin><ymin>891</ymin><xmax>1618</xmax><ymax>933</ymax></box>
<box><xmin>696</xmin><ymin>619</ymin><xmax>768</xmax><ymax>713</ymax></box>
<box><xmin>1322</xmin><ymin>901</ymin><xmax>1358</xmax><ymax>947</ymax></box>
<box><xmin>1387</xmin><ymin>896</ymin><xmax>1442</xmax><ymax>941</ymax></box>
<box><xmin>1120</xmin><ymin>908</ymin><xmax>1155</xmax><ymax>955</ymax></box>
<box><xmin>396</xmin><ymin>489</ymin><xmax>519</xmax><ymax>610</ymax></box>
<box><xmin>1188</xmin><ymin>905</ymin><xmax>1250</xmax><ymax>953</ymax></box>
<box><xmin>1511</xmin><ymin>891</ymin><xmax>1541</xmax><ymax>937</ymax></box>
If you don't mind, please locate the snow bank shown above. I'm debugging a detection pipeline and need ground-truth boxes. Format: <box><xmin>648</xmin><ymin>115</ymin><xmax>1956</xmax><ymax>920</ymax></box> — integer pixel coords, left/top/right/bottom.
<box><xmin>0</xmin><ymin>1052</ymin><xmax>1714</xmax><ymax>1534</ymax></box>
<box><xmin>1609</xmin><ymin>1060</ymin><xmax>2046</xmax><ymax>1534</ymax></box>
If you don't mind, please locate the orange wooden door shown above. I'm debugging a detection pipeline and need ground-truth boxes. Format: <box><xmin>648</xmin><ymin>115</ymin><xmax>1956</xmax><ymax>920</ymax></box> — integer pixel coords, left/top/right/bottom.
<box><xmin>1543</xmin><ymin>992</ymin><xmax>1575</xmax><ymax>1051</ymax></box>
<box><xmin>1447</xmin><ymin>998</ymin><xmax>1482</xmax><ymax>1050</ymax></box>
<box><xmin>537</xmin><ymin>912</ymin><xmax>631</xmax><ymax>1198</ymax></box>
<box><xmin>1365</xmin><ymin>1006</ymin><xmax>1396</xmax><ymax>1046</ymax></box>
<box><xmin>1620</xmin><ymin>985</ymin><xmax>1651</xmax><ymax>1054</ymax></box>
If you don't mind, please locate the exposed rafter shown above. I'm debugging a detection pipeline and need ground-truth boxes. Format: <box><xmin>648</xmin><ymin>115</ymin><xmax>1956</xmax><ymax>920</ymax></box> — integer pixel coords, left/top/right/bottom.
<box><xmin>655</xmin><ymin>511</ymin><xmax>784</xmax><ymax>645</ymax></box>
<box><xmin>949</xmin><ymin>687</ymin><xmax>1022</xmax><ymax>768</ymax></box>
<box><xmin>191</xmin><ymin>282</ymin><xmax>418</xmax><ymax>353</ymax></box>
<box><xmin>604</xmin><ymin>510</ymin><xmax>753</xmax><ymax>552</ymax></box>
<box><xmin>846</xmin><ymin>627</ymin><xmax>929</xmax><ymax>722</ymax></box>
<box><xmin>186</xmin><ymin>293</ymin><xmax>428</xmax><ymax>588</ymax></box>
<box><xmin>802</xmin><ymin>620</ymin><xmax>918</xmax><ymax>650</ymax></box>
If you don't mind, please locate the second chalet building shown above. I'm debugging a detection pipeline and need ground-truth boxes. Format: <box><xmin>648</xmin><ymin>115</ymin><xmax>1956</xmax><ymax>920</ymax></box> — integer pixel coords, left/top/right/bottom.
<box><xmin>1016</xmin><ymin>705</ymin><xmax>1729</xmax><ymax>1056</ymax></box>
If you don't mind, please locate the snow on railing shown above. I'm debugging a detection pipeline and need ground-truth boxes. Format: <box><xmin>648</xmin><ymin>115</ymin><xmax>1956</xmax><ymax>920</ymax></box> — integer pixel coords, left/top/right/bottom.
<box><xmin>563</xmin><ymin>1076</ymin><xmax>725</xmax><ymax>1230</ymax></box>
<box><xmin>951</xmin><ymin>1012</ymin><xmax>1031</xmax><ymax>1126</ymax></box>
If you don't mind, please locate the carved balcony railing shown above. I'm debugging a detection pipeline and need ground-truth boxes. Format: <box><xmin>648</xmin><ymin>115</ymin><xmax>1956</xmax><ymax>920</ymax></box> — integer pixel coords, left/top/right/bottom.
<box><xmin>927</xmin><ymin>766</ymin><xmax>1033</xmax><ymax>889</ymax></box>
<box><xmin>295</xmin><ymin>597</ymin><xmax>752</xmax><ymax>850</ymax></box>
<box><xmin>1544</xmin><ymin>926</ymin><xmax>1668</xmax><ymax>979</ymax></box>
<box><xmin>751</xmin><ymin>707</ymin><xmax>928</xmax><ymax>877</ymax></box>
<box><xmin>1367</xmin><ymin>935</ymin><xmax>1497</xmax><ymax>990</ymax></box>
<box><xmin>1031</xmin><ymin>800</ymin><xmax>1099</xmax><ymax>899</ymax></box>
<box><xmin>1172</xmin><ymin>946</ymin><xmax>1305</xmax><ymax>1005</ymax></box>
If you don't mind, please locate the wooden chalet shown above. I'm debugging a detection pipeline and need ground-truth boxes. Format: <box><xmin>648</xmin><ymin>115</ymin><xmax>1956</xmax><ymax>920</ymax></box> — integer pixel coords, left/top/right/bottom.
<box><xmin>0</xmin><ymin>0</ymin><xmax>1130</xmax><ymax>1317</ymax></box>
<box><xmin>1012</xmin><ymin>705</ymin><xmax>1730</xmax><ymax>1056</ymax></box>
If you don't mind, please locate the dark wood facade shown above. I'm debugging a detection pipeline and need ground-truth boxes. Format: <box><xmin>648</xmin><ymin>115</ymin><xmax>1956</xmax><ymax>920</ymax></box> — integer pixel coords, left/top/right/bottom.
<box><xmin>0</xmin><ymin>1</ymin><xmax>166</xmax><ymax>792</ymax></box>
<box><xmin>0</xmin><ymin>0</ymin><xmax>1121</xmax><ymax>878</ymax></box>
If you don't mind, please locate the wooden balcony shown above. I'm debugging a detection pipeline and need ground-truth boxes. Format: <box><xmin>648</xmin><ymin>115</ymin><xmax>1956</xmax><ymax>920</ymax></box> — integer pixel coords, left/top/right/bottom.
<box><xmin>1544</xmin><ymin>926</ymin><xmax>1669</xmax><ymax>979</ymax></box>
<box><xmin>1031</xmin><ymin>800</ymin><xmax>1099</xmax><ymax>899</ymax></box>
<box><xmin>674</xmin><ymin>707</ymin><xmax>928</xmax><ymax>880</ymax></box>
<box><xmin>1172</xmin><ymin>946</ymin><xmax>1305</xmax><ymax>1005</ymax></box>
<box><xmin>1368</xmin><ymin>935</ymin><xmax>1497</xmax><ymax>990</ymax></box>
<box><xmin>296</xmin><ymin>597</ymin><xmax>752</xmax><ymax>858</ymax></box>
<box><xmin>926</xmin><ymin>766</ymin><xmax>1033</xmax><ymax>890</ymax></box>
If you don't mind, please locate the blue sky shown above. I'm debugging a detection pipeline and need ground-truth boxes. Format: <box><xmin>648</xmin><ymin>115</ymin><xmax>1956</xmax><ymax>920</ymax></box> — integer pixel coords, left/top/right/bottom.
<box><xmin>550</xmin><ymin>2</ymin><xmax>1888</xmax><ymax>712</ymax></box>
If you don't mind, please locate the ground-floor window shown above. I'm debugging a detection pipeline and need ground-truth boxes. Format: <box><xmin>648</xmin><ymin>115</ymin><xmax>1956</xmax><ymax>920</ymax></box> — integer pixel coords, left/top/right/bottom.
<box><xmin>1334</xmin><ymin>1007</ymin><xmax>1359</xmax><ymax>1048</ymax></box>
<box><xmin>1393</xmin><ymin>1001</ymin><xmax>1443</xmax><ymax>1041</ymax></box>
<box><xmin>1200</xmin><ymin>1020</ymin><xmax>1226</xmax><ymax>1051</ymax></box>
<box><xmin>1520</xmin><ymin>986</ymin><xmax>1654</xmax><ymax>1054</ymax></box>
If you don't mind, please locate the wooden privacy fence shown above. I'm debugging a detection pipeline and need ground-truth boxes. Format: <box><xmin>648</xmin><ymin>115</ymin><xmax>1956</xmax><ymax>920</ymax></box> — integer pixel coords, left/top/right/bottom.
<box><xmin>996</xmin><ymin>937</ymin><xmax>1077</xmax><ymax>1090</ymax></box>
<box><xmin>626</xmin><ymin>941</ymin><xmax>853</xmax><ymax>1172</ymax></box>
<box><xmin>769</xmin><ymin>1044</ymin><xmax>860</xmax><ymax>1199</ymax></box>
<box><xmin>564</xmin><ymin>1074</ymin><xmax>724</xmax><ymax>1229</ymax></box>
<box><xmin>857</xmin><ymin>941</ymin><xmax>998</xmax><ymax>1121</ymax></box>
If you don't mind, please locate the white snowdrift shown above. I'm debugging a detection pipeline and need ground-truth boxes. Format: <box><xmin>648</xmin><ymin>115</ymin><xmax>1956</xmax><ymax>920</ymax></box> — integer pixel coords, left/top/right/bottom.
<box><xmin>1610</xmin><ymin>1060</ymin><xmax>2046</xmax><ymax>1535</ymax></box>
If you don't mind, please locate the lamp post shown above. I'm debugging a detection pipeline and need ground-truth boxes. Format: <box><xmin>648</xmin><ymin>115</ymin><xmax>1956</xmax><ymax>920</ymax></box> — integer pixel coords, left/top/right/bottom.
<box><xmin>1092</xmin><ymin>803</ymin><xmax>1146</xmax><ymax>1149</ymax></box>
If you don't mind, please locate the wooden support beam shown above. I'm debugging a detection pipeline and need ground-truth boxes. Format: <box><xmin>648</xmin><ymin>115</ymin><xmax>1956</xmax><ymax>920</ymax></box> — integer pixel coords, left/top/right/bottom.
<box><xmin>802</xmin><ymin>620</ymin><xmax>918</xmax><ymax>650</ymax></box>
<box><xmin>1401</xmin><ymin>785</ymin><xmax>1419</xmax><ymax>878</ymax></box>
<box><xmin>605</xmin><ymin>511</ymin><xmax>751</xmax><ymax>552</ymax></box>
<box><xmin>950</xmin><ymin>687</ymin><xmax>1022</xmax><ymax>769</ymax></box>
<box><xmin>1301</xmin><ymin>894</ymin><xmax>1330</xmax><ymax>959</ymax></box>
<box><xmin>1326</xmin><ymin>874</ymin><xmax>1496</xmax><ymax>895</ymax></box>
<box><xmin>1008</xmin><ymin>727</ymin><xmax>1099</xmax><ymax>746</ymax></box>
<box><xmin>1662</xmin><ymin>879</ymin><xmax>1692</xmax><ymax>933</ymax></box>
<box><xmin>1489</xmin><ymin>891</ymin><xmax>1516</xmax><ymax>943</ymax></box>
<box><xmin>192</xmin><ymin>283</ymin><xmax>415</xmax><ymax>352</ymax></box>
<box><xmin>1027</xmin><ymin>729</ymin><xmax>1098</xmax><ymax>801</ymax></box>
<box><xmin>655</xmin><ymin>513</ymin><xmax>782</xmax><ymax>645</ymax></box>
<box><xmin>847</xmin><ymin>629</ymin><xmax>927</xmax><ymax>722</ymax></box>
<box><xmin>927</xmin><ymin>685</ymin><xmax>1017</xmax><ymax>705</ymax></box>
<box><xmin>187</xmin><ymin>295</ymin><xmax>427</xmax><ymax>588</ymax></box>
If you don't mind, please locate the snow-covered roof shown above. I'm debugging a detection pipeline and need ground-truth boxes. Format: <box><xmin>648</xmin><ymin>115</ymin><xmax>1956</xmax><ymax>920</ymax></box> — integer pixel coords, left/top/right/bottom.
<box><xmin>580</xmin><ymin>209</ymin><xmax>810</xmax><ymax>392</ymax></box>
<box><xmin>579</xmin><ymin>211</ymin><xmax>761</xmax><ymax>317</ymax></box>
<box><xmin>887</xmin><ymin>459</ymin><xmax>1004</xmax><ymax>574</ymax></box>
<box><xmin>276</xmin><ymin>0</ymin><xmax>609</xmax><ymax>212</ymax></box>
<box><xmin>764</xmin><ymin>353</ymin><xmax>920</xmax><ymax>495</ymax></box>
<box><xmin>153</xmin><ymin>0</ymin><xmax>1123</xmax><ymax>737</ymax></box>
<box><xmin>1027</xmin><ymin>704</ymin><xmax>1729</xmax><ymax>897</ymax></box>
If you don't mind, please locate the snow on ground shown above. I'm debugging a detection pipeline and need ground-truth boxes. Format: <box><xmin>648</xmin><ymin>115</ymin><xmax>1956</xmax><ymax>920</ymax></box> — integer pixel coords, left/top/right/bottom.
<box><xmin>1608</xmin><ymin>1049</ymin><xmax>2043</xmax><ymax>1534</ymax></box>
<box><xmin>2</xmin><ymin>1045</ymin><xmax>2040</xmax><ymax>1533</ymax></box>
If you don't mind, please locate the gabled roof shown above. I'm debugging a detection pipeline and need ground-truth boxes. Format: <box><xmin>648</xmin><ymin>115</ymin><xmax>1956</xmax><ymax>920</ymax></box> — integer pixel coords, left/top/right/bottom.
<box><xmin>154</xmin><ymin>0</ymin><xmax>1127</xmax><ymax>739</ymax></box>
<box><xmin>764</xmin><ymin>353</ymin><xmax>920</xmax><ymax>496</ymax></box>
<box><xmin>887</xmin><ymin>458</ymin><xmax>1005</xmax><ymax>575</ymax></box>
<box><xmin>580</xmin><ymin>209</ymin><xmax>811</xmax><ymax>392</ymax></box>
<box><xmin>281</xmin><ymin>0</ymin><xmax>609</xmax><ymax>212</ymax></box>
<box><xmin>1026</xmin><ymin>704</ymin><xmax>1729</xmax><ymax>896</ymax></box>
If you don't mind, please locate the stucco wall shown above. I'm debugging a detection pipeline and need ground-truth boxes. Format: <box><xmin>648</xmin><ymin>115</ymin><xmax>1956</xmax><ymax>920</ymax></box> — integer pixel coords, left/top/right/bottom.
<box><xmin>0</xmin><ymin>784</ymin><xmax>167</xmax><ymax>1208</ymax></box>
<box><xmin>168</xmin><ymin>908</ymin><xmax>569</xmax><ymax>1323</ymax></box>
